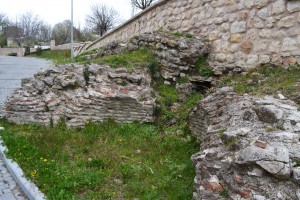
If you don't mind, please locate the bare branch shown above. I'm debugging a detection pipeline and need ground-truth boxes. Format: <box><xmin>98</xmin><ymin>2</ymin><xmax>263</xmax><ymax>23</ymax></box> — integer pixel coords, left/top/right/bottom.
<box><xmin>131</xmin><ymin>0</ymin><xmax>155</xmax><ymax>10</ymax></box>
<box><xmin>86</xmin><ymin>4</ymin><xmax>120</xmax><ymax>36</ymax></box>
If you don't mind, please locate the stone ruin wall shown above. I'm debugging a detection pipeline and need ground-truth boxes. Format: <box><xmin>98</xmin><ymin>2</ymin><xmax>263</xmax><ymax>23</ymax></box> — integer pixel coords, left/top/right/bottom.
<box><xmin>4</xmin><ymin>64</ymin><xmax>155</xmax><ymax>127</ymax></box>
<box><xmin>75</xmin><ymin>0</ymin><xmax>300</xmax><ymax>71</ymax></box>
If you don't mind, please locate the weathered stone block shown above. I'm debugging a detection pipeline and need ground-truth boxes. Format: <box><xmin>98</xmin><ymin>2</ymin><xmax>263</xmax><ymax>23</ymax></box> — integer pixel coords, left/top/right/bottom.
<box><xmin>265</xmin><ymin>17</ymin><xmax>276</xmax><ymax>28</ymax></box>
<box><xmin>272</xmin><ymin>30</ymin><xmax>286</xmax><ymax>39</ymax></box>
<box><xmin>253</xmin><ymin>18</ymin><xmax>265</xmax><ymax>29</ymax></box>
<box><xmin>247</xmin><ymin>55</ymin><xmax>258</xmax><ymax>65</ymax></box>
<box><xmin>259</xmin><ymin>29</ymin><xmax>272</xmax><ymax>38</ymax></box>
<box><xmin>272</xmin><ymin>0</ymin><xmax>286</xmax><ymax>15</ymax></box>
<box><xmin>282</xmin><ymin>38</ymin><xmax>298</xmax><ymax>51</ymax></box>
<box><xmin>257</xmin><ymin>8</ymin><xmax>269</xmax><ymax>20</ymax></box>
<box><xmin>253</xmin><ymin>40</ymin><xmax>268</xmax><ymax>52</ymax></box>
<box><xmin>278</xmin><ymin>16</ymin><xmax>295</xmax><ymax>28</ymax></box>
<box><xmin>287</xmin><ymin>1</ymin><xmax>300</xmax><ymax>13</ymax></box>
<box><xmin>255</xmin><ymin>0</ymin><xmax>268</xmax><ymax>9</ymax></box>
<box><xmin>269</xmin><ymin>41</ymin><xmax>280</xmax><ymax>52</ymax></box>
<box><xmin>245</xmin><ymin>0</ymin><xmax>255</xmax><ymax>9</ymax></box>
<box><xmin>208</xmin><ymin>31</ymin><xmax>218</xmax><ymax>41</ymax></box>
<box><xmin>231</xmin><ymin>21</ymin><xmax>247</xmax><ymax>33</ymax></box>
<box><xmin>240</xmin><ymin>41</ymin><xmax>254</xmax><ymax>54</ymax></box>
<box><xmin>259</xmin><ymin>55</ymin><xmax>271</xmax><ymax>64</ymax></box>
<box><xmin>229</xmin><ymin>34</ymin><xmax>242</xmax><ymax>43</ymax></box>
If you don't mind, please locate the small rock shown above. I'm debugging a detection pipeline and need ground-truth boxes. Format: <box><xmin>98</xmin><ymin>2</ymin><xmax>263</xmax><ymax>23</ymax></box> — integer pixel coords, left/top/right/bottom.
<box><xmin>113</xmin><ymin>178</ymin><xmax>123</xmax><ymax>185</ymax></box>
<box><xmin>254</xmin><ymin>140</ymin><xmax>267</xmax><ymax>149</ymax></box>
<box><xmin>0</xmin><ymin>127</ymin><xmax>4</xmax><ymax>131</ymax></box>
<box><xmin>247</xmin><ymin>168</ymin><xmax>264</xmax><ymax>177</ymax></box>
<box><xmin>233</xmin><ymin>175</ymin><xmax>243</xmax><ymax>184</ymax></box>
<box><xmin>296</xmin><ymin>189</ymin><xmax>300</xmax><ymax>200</ymax></box>
<box><xmin>277</xmin><ymin>94</ymin><xmax>286</xmax><ymax>100</ymax></box>
<box><xmin>202</xmin><ymin>180</ymin><xmax>213</xmax><ymax>191</ymax></box>
<box><xmin>293</xmin><ymin>167</ymin><xmax>300</xmax><ymax>184</ymax></box>
<box><xmin>240</xmin><ymin>190</ymin><xmax>251</xmax><ymax>198</ymax></box>
<box><xmin>209</xmin><ymin>182</ymin><xmax>223</xmax><ymax>193</ymax></box>
<box><xmin>253</xmin><ymin>194</ymin><xmax>266</xmax><ymax>200</ymax></box>
<box><xmin>164</xmin><ymin>80</ymin><xmax>171</xmax><ymax>85</ymax></box>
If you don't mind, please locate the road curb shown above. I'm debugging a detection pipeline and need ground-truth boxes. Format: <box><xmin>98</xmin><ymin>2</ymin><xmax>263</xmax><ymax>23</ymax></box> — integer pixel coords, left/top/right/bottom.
<box><xmin>0</xmin><ymin>137</ymin><xmax>45</xmax><ymax>200</ymax></box>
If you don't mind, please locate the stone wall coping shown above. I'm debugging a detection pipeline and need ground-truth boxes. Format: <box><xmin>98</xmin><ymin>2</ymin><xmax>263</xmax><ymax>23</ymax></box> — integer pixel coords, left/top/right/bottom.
<box><xmin>85</xmin><ymin>0</ymin><xmax>169</xmax><ymax>51</ymax></box>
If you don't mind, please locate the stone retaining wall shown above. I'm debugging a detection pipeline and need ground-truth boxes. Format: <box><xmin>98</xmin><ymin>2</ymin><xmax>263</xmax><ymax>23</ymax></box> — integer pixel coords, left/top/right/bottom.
<box><xmin>0</xmin><ymin>48</ymin><xmax>25</xmax><ymax>57</ymax></box>
<box><xmin>51</xmin><ymin>42</ymin><xmax>84</xmax><ymax>51</ymax></box>
<box><xmin>75</xmin><ymin>0</ymin><xmax>300</xmax><ymax>71</ymax></box>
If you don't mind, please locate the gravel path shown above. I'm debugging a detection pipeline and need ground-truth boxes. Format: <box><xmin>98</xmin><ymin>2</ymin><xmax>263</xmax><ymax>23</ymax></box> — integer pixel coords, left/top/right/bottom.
<box><xmin>0</xmin><ymin>55</ymin><xmax>52</xmax><ymax>199</ymax></box>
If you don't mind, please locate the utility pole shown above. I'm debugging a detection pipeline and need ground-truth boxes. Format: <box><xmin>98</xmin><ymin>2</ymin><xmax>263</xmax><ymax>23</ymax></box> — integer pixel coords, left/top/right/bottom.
<box><xmin>71</xmin><ymin>0</ymin><xmax>74</xmax><ymax>61</ymax></box>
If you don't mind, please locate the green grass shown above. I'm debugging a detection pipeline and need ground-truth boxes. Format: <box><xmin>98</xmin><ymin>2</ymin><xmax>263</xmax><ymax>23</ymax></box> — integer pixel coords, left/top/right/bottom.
<box><xmin>76</xmin><ymin>48</ymin><xmax>154</xmax><ymax>70</ymax></box>
<box><xmin>158</xmin><ymin>30</ymin><xmax>194</xmax><ymax>39</ymax></box>
<box><xmin>220</xmin><ymin>64</ymin><xmax>300</xmax><ymax>96</ymax></box>
<box><xmin>0</xmin><ymin>118</ymin><xmax>199</xmax><ymax>200</ymax></box>
<box><xmin>154</xmin><ymin>80</ymin><xmax>203</xmax><ymax>139</ymax></box>
<box><xmin>195</xmin><ymin>55</ymin><xmax>213</xmax><ymax>77</ymax></box>
<box><xmin>30</xmin><ymin>50</ymin><xmax>71</xmax><ymax>64</ymax></box>
<box><xmin>219</xmin><ymin>188</ymin><xmax>229</xmax><ymax>198</ymax></box>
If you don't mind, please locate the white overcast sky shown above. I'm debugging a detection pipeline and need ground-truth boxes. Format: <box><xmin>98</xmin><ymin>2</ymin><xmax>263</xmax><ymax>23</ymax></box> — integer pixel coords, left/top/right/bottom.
<box><xmin>0</xmin><ymin>0</ymin><xmax>133</xmax><ymax>26</ymax></box>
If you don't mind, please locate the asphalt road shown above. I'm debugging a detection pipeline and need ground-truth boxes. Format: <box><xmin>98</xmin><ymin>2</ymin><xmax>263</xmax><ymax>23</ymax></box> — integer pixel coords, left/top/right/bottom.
<box><xmin>0</xmin><ymin>56</ymin><xmax>53</xmax><ymax>104</ymax></box>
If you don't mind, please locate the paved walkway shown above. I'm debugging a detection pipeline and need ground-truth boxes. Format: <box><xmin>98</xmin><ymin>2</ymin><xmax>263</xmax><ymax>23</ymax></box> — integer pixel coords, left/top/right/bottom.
<box><xmin>0</xmin><ymin>159</ymin><xmax>27</xmax><ymax>200</ymax></box>
<box><xmin>0</xmin><ymin>56</ymin><xmax>52</xmax><ymax>104</ymax></box>
<box><xmin>0</xmin><ymin>55</ymin><xmax>52</xmax><ymax>200</ymax></box>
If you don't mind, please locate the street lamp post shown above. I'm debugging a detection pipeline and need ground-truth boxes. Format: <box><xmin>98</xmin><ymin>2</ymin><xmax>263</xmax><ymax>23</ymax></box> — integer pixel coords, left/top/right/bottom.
<box><xmin>71</xmin><ymin>0</ymin><xmax>74</xmax><ymax>61</ymax></box>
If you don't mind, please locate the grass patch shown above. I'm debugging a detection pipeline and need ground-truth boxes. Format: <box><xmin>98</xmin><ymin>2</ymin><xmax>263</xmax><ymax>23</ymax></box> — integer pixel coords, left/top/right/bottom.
<box><xmin>219</xmin><ymin>188</ymin><xmax>230</xmax><ymax>198</ymax></box>
<box><xmin>30</xmin><ymin>50</ymin><xmax>71</xmax><ymax>64</ymax></box>
<box><xmin>293</xmin><ymin>159</ymin><xmax>300</xmax><ymax>167</ymax></box>
<box><xmin>77</xmin><ymin>48</ymin><xmax>153</xmax><ymax>70</ymax></box>
<box><xmin>158</xmin><ymin>30</ymin><xmax>193</xmax><ymax>39</ymax></box>
<box><xmin>195</xmin><ymin>55</ymin><xmax>213</xmax><ymax>77</ymax></box>
<box><xmin>0</xmin><ymin>118</ymin><xmax>199</xmax><ymax>200</ymax></box>
<box><xmin>154</xmin><ymin>79</ymin><xmax>203</xmax><ymax>140</ymax></box>
<box><xmin>172</xmin><ymin>32</ymin><xmax>193</xmax><ymax>39</ymax></box>
<box><xmin>220</xmin><ymin>64</ymin><xmax>300</xmax><ymax>96</ymax></box>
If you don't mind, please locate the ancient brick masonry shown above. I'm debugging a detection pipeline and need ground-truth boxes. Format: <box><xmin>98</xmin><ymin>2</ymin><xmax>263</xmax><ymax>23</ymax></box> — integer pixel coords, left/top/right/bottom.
<box><xmin>189</xmin><ymin>87</ymin><xmax>300</xmax><ymax>199</ymax></box>
<box><xmin>4</xmin><ymin>64</ymin><xmax>155</xmax><ymax>126</ymax></box>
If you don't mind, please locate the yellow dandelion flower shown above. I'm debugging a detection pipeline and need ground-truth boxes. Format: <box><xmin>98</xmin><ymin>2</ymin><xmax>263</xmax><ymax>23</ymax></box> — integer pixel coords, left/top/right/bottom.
<box><xmin>31</xmin><ymin>170</ymin><xmax>37</xmax><ymax>177</ymax></box>
<box><xmin>43</xmin><ymin>159</ymin><xmax>48</xmax><ymax>162</ymax></box>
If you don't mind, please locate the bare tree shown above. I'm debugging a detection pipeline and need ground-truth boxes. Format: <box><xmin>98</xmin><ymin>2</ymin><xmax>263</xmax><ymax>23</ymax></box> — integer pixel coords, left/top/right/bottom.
<box><xmin>131</xmin><ymin>0</ymin><xmax>155</xmax><ymax>10</ymax></box>
<box><xmin>86</xmin><ymin>4</ymin><xmax>120</xmax><ymax>37</ymax></box>
<box><xmin>51</xmin><ymin>20</ymin><xmax>82</xmax><ymax>45</ymax></box>
<box><xmin>18</xmin><ymin>12</ymin><xmax>43</xmax><ymax>46</ymax></box>
<box><xmin>37</xmin><ymin>22</ymin><xmax>52</xmax><ymax>42</ymax></box>
<box><xmin>0</xmin><ymin>13</ymin><xmax>9</xmax><ymax>33</ymax></box>
<box><xmin>0</xmin><ymin>13</ymin><xmax>10</xmax><ymax>47</ymax></box>
<box><xmin>52</xmin><ymin>20</ymin><xmax>72</xmax><ymax>45</ymax></box>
